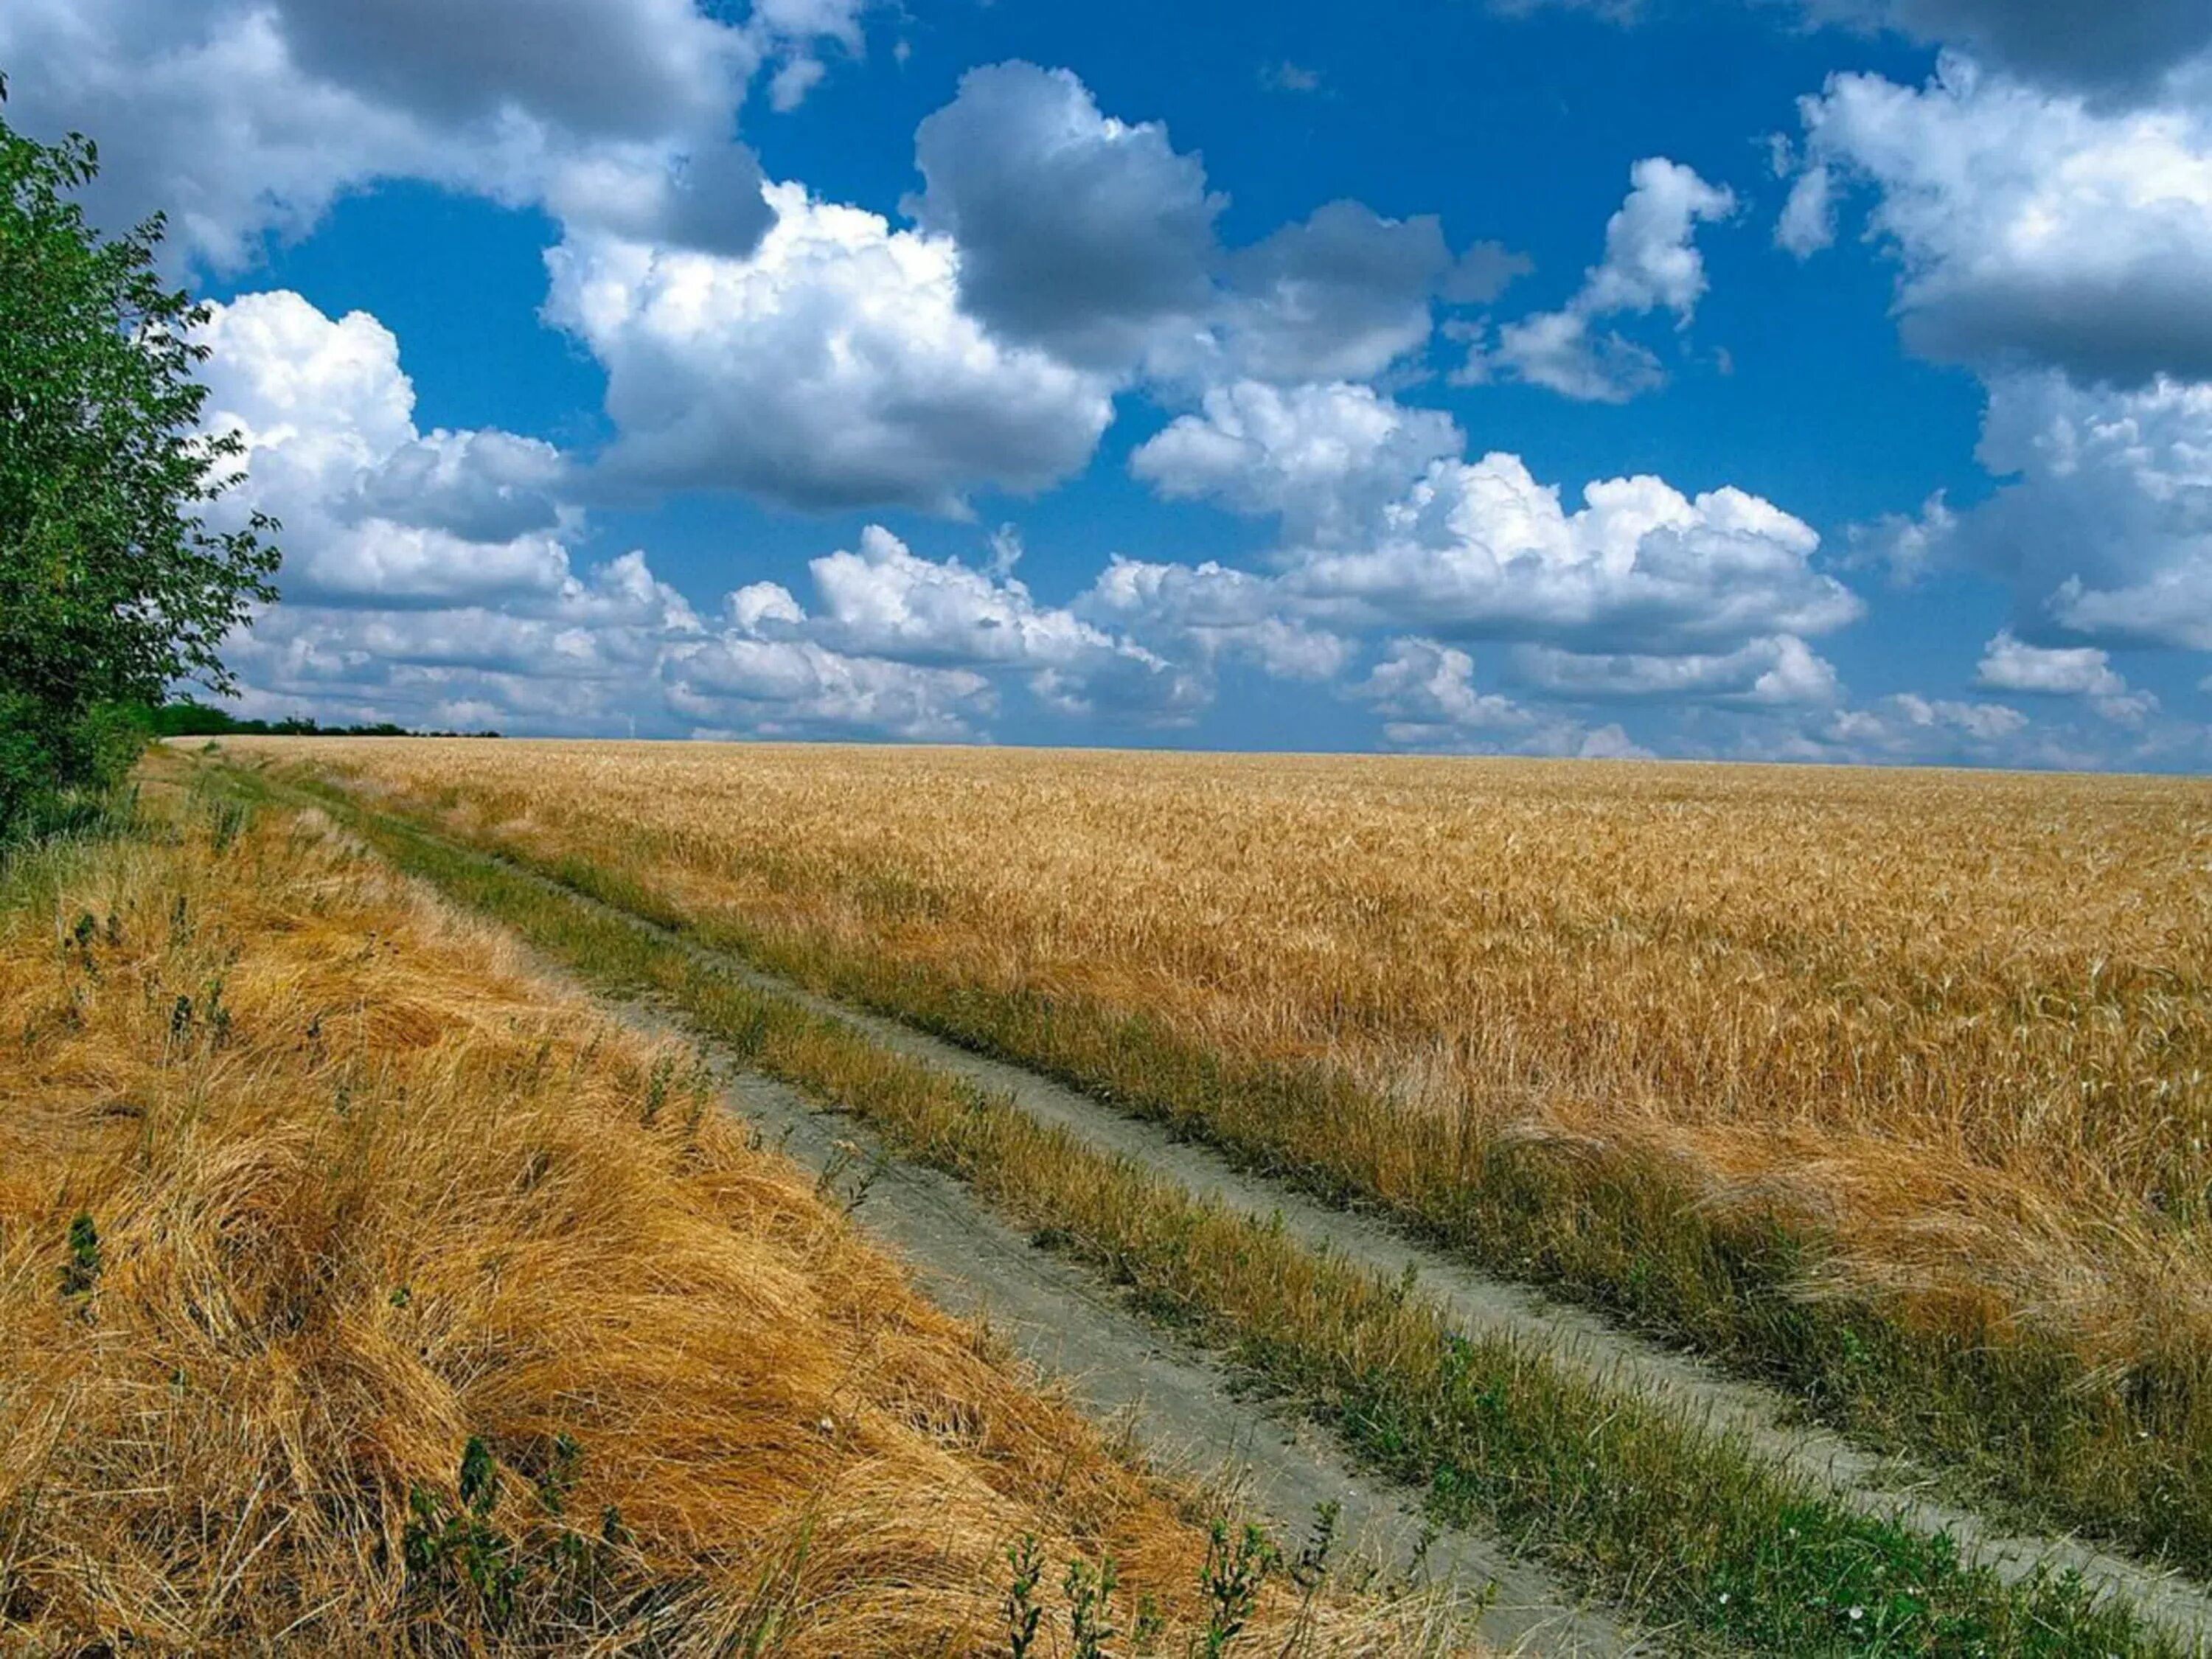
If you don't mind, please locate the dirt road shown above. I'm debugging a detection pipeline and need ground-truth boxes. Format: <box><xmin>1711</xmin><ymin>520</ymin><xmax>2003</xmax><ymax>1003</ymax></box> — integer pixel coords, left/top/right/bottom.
<box><xmin>602</xmin><ymin>995</ymin><xmax>1643</xmax><ymax>1655</ymax></box>
<box><xmin>578</xmin><ymin>904</ymin><xmax>2211</xmax><ymax>1641</ymax></box>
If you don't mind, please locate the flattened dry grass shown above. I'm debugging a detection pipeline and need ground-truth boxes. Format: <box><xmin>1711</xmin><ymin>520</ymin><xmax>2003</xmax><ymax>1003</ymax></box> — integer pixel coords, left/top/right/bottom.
<box><xmin>229</xmin><ymin>738</ymin><xmax>2212</xmax><ymax>1570</ymax></box>
<box><xmin>0</xmin><ymin>779</ymin><xmax>1445</xmax><ymax>1655</ymax></box>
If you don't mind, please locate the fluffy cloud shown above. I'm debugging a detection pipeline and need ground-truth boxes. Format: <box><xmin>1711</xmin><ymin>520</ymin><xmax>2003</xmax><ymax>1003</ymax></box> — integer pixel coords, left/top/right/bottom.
<box><xmin>1286</xmin><ymin>455</ymin><xmax>1860</xmax><ymax>653</ymax></box>
<box><xmin>1788</xmin><ymin>60</ymin><xmax>2212</xmax><ymax>385</ymax></box>
<box><xmin>1470</xmin><ymin>158</ymin><xmax>1736</xmax><ymax>401</ymax></box>
<box><xmin>0</xmin><ymin>0</ymin><xmax>866</xmax><ymax>268</ymax></box>
<box><xmin>1574</xmin><ymin>157</ymin><xmax>1739</xmax><ymax>316</ymax></box>
<box><xmin>1790</xmin><ymin>56</ymin><xmax>2212</xmax><ymax>700</ymax></box>
<box><xmin>1509</xmin><ymin>634</ymin><xmax>1841</xmax><ymax>706</ymax></box>
<box><xmin>192</xmin><ymin>293</ymin><xmax>1329</xmax><ymax>738</ymax></box>
<box><xmin>1113</xmin><ymin>375</ymin><xmax>1869</xmax><ymax>754</ymax></box>
<box><xmin>192</xmin><ymin>290</ymin><xmax>1046</xmax><ymax>744</ymax></box>
<box><xmin>1220</xmin><ymin>202</ymin><xmax>1524</xmax><ymax>383</ymax></box>
<box><xmin>1711</xmin><ymin>681</ymin><xmax>2205</xmax><ymax>769</ymax></box>
<box><xmin>1358</xmin><ymin>639</ymin><xmax>1538</xmax><ymax>735</ymax></box>
<box><xmin>1131</xmin><ymin>380</ymin><xmax>1463</xmax><ymax>541</ymax></box>
<box><xmin>345</xmin><ymin>430</ymin><xmax>566</xmax><ymax>544</ymax></box>
<box><xmin>195</xmin><ymin>291</ymin><xmax>710</xmax><ymax>732</ymax></box>
<box><xmin>701</xmin><ymin>524</ymin><xmax>1361</xmax><ymax>726</ymax></box>
<box><xmin>539</xmin><ymin>65</ymin><xmax>1529</xmax><ymax>515</ymax></box>
<box><xmin>2054</xmin><ymin>577</ymin><xmax>2212</xmax><ymax>652</ymax></box>
<box><xmin>2019</xmin><ymin>378</ymin><xmax>2212</xmax><ymax>566</ymax></box>
<box><xmin>740</xmin><ymin>527</ymin><xmax>1208</xmax><ymax>722</ymax></box>
<box><xmin>665</xmin><ymin>641</ymin><xmax>995</xmax><ymax>742</ymax></box>
<box><xmin>1975</xmin><ymin>629</ymin><xmax>2157</xmax><ymax>721</ymax></box>
<box><xmin>1773</xmin><ymin>154</ymin><xmax>1837</xmax><ymax>257</ymax></box>
<box><xmin>1975</xmin><ymin>629</ymin><xmax>2129</xmax><ymax>695</ymax></box>
<box><xmin>1864</xmin><ymin>371</ymin><xmax>2212</xmax><ymax>650</ymax></box>
<box><xmin>545</xmin><ymin>183</ymin><xmax>1119</xmax><ymax>513</ymax></box>
<box><xmin>1801</xmin><ymin>0</ymin><xmax>2212</xmax><ymax>102</ymax></box>
<box><xmin>906</xmin><ymin>61</ymin><xmax>1223</xmax><ymax>369</ymax></box>
<box><xmin>196</xmin><ymin>292</ymin><xmax>577</xmax><ymax>605</ymax></box>
<box><xmin>1077</xmin><ymin>558</ymin><xmax>1353</xmax><ymax>682</ymax></box>
<box><xmin>1818</xmin><ymin>692</ymin><xmax>2028</xmax><ymax>751</ymax></box>
<box><xmin>1356</xmin><ymin>639</ymin><xmax>1650</xmax><ymax>757</ymax></box>
<box><xmin>905</xmin><ymin>63</ymin><xmax>1517</xmax><ymax>386</ymax></box>
<box><xmin>810</xmin><ymin>526</ymin><xmax>1123</xmax><ymax>667</ymax></box>
<box><xmin>1127</xmin><ymin>376</ymin><xmax>1858</xmax><ymax>687</ymax></box>
<box><xmin>221</xmin><ymin>551</ymin><xmax>705</xmax><ymax>731</ymax></box>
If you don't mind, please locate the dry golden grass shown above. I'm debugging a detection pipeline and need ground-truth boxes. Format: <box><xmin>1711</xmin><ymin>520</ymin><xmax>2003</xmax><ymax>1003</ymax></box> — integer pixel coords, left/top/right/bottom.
<box><xmin>0</xmin><ymin>775</ymin><xmax>1448</xmax><ymax>1654</ymax></box>
<box><xmin>243</xmin><ymin>738</ymin><xmax>2212</xmax><ymax>1378</ymax></box>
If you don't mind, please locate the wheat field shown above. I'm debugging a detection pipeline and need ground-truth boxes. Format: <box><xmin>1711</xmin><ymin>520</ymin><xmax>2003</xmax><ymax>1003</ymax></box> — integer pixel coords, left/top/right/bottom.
<box><xmin>246</xmin><ymin>739</ymin><xmax>2212</xmax><ymax>1399</ymax></box>
<box><xmin>0</xmin><ymin>764</ymin><xmax>1445</xmax><ymax>1653</ymax></box>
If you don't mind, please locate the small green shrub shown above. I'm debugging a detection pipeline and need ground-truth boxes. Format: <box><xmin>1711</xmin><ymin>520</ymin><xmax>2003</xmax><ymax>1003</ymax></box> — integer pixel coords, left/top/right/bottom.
<box><xmin>58</xmin><ymin>1213</ymin><xmax>98</xmax><ymax>1301</ymax></box>
<box><xmin>1001</xmin><ymin>1535</ymin><xmax>1045</xmax><ymax>1658</ymax></box>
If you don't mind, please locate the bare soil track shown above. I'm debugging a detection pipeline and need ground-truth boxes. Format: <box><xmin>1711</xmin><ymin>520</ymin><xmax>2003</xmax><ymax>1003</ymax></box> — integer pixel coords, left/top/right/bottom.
<box><xmin>650</xmin><ymin>1009</ymin><xmax>1643</xmax><ymax>1656</ymax></box>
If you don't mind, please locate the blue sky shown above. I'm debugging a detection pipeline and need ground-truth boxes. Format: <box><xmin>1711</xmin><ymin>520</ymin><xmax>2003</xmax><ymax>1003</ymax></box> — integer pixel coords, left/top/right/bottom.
<box><xmin>8</xmin><ymin>0</ymin><xmax>2212</xmax><ymax>765</ymax></box>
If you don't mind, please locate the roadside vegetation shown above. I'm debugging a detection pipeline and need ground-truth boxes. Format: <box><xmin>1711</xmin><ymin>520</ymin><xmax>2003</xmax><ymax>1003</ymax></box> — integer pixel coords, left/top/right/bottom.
<box><xmin>232</xmin><ymin>738</ymin><xmax>2212</xmax><ymax>1579</ymax></box>
<box><xmin>208</xmin><ymin>749</ymin><xmax>2195</xmax><ymax>1658</ymax></box>
<box><xmin>0</xmin><ymin>82</ymin><xmax>277</xmax><ymax>846</ymax></box>
<box><xmin>0</xmin><ymin>769</ymin><xmax>1449</xmax><ymax>1654</ymax></box>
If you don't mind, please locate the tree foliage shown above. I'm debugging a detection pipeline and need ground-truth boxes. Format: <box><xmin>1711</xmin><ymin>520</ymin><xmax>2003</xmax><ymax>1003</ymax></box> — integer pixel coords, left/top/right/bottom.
<box><xmin>0</xmin><ymin>74</ymin><xmax>279</xmax><ymax>836</ymax></box>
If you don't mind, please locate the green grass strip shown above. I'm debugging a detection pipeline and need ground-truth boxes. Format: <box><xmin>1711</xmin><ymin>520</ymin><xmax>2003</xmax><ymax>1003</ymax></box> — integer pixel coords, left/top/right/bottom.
<box><xmin>215</xmin><ymin>758</ymin><xmax>2188</xmax><ymax>1658</ymax></box>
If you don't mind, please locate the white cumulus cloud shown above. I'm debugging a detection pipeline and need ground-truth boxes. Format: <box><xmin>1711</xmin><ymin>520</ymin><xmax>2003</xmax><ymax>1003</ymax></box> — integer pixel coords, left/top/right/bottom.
<box><xmin>1509</xmin><ymin>634</ymin><xmax>1842</xmax><ymax>706</ymax></box>
<box><xmin>1121</xmin><ymin>378</ymin><xmax>1860</xmax><ymax>713</ymax></box>
<box><xmin>665</xmin><ymin>639</ymin><xmax>995</xmax><ymax>742</ymax></box>
<box><xmin>1130</xmin><ymin>380</ymin><xmax>1463</xmax><ymax>542</ymax></box>
<box><xmin>0</xmin><ymin>0</ymin><xmax>869</xmax><ymax>268</ymax></box>
<box><xmin>903</xmin><ymin>62</ymin><xmax>1521</xmax><ymax>386</ymax></box>
<box><xmin>1789</xmin><ymin>58</ymin><xmax>2212</xmax><ymax>385</ymax></box>
<box><xmin>1287</xmin><ymin>455</ymin><xmax>1859</xmax><ymax>653</ymax></box>
<box><xmin>905</xmin><ymin>60</ymin><xmax>1223</xmax><ymax>369</ymax></box>
<box><xmin>544</xmin><ymin>182</ymin><xmax>1119</xmax><ymax>514</ymax></box>
<box><xmin>1219</xmin><ymin>201</ymin><xmax>1522</xmax><ymax>383</ymax></box>
<box><xmin>1077</xmin><ymin>557</ymin><xmax>1353</xmax><ymax>682</ymax></box>
<box><xmin>1356</xmin><ymin>639</ymin><xmax>1651</xmax><ymax>757</ymax></box>
<box><xmin>1975</xmin><ymin>630</ymin><xmax>2157</xmax><ymax>722</ymax></box>
<box><xmin>725</xmin><ymin>526</ymin><xmax>1214</xmax><ymax>724</ymax></box>
<box><xmin>196</xmin><ymin>292</ymin><xmax>577</xmax><ymax>605</ymax></box>
<box><xmin>1470</xmin><ymin>157</ymin><xmax>1737</xmax><ymax>402</ymax></box>
<box><xmin>189</xmin><ymin>291</ymin><xmax>1068</xmax><ymax>745</ymax></box>
<box><xmin>1861</xmin><ymin>371</ymin><xmax>2212</xmax><ymax>652</ymax></box>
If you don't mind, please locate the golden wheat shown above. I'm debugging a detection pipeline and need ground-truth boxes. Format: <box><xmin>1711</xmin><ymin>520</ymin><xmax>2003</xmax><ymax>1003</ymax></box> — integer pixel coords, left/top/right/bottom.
<box><xmin>0</xmin><ymin>771</ymin><xmax>1447</xmax><ymax>1654</ymax></box>
<box><xmin>240</xmin><ymin>737</ymin><xmax>2212</xmax><ymax>1372</ymax></box>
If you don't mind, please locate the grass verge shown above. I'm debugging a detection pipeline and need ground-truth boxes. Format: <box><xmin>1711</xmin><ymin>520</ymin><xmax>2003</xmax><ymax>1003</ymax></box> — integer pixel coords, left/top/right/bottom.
<box><xmin>215</xmin><ymin>756</ymin><xmax>2194</xmax><ymax>1658</ymax></box>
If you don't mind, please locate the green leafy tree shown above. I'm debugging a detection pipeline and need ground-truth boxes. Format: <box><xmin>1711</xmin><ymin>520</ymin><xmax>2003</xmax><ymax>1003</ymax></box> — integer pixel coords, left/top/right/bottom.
<box><xmin>0</xmin><ymin>74</ymin><xmax>279</xmax><ymax>837</ymax></box>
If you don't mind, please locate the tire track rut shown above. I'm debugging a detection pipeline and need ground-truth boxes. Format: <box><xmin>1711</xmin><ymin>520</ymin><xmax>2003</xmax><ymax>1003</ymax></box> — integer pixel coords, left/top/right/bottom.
<box><xmin>657</xmin><ymin>1016</ymin><xmax>1647</xmax><ymax>1656</ymax></box>
<box><xmin>746</xmin><ymin>967</ymin><xmax>2212</xmax><ymax>1645</ymax></box>
<box><xmin>582</xmin><ymin>882</ymin><xmax>2212</xmax><ymax>1647</ymax></box>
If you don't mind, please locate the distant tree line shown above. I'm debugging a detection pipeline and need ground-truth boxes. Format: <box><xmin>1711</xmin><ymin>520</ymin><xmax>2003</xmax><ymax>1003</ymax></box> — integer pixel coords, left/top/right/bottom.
<box><xmin>153</xmin><ymin>699</ymin><xmax>500</xmax><ymax>740</ymax></box>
